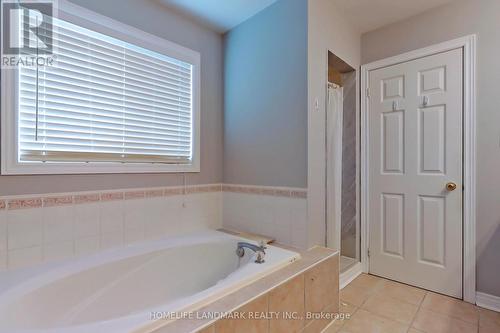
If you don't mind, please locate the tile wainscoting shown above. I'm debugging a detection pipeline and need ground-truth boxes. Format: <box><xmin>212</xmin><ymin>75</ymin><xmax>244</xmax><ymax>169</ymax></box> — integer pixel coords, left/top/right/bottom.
<box><xmin>0</xmin><ymin>184</ymin><xmax>307</xmax><ymax>271</ymax></box>
<box><xmin>222</xmin><ymin>185</ymin><xmax>308</xmax><ymax>249</ymax></box>
<box><xmin>0</xmin><ymin>185</ymin><xmax>223</xmax><ymax>271</ymax></box>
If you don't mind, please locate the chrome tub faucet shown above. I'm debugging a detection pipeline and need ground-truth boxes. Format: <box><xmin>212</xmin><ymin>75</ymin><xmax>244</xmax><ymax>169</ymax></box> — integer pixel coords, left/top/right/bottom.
<box><xmin>236</xmin><ymin>241</ymin><xmax>266</xmax><ymax>263</ymax></box>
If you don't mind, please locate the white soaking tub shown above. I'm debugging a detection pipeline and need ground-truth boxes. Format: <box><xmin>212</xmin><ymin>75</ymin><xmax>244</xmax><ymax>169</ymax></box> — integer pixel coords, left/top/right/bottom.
<box><xmin>0</xmin><ymin>230</ymin><xmax>300</xmax><ymax>333</ymax></box>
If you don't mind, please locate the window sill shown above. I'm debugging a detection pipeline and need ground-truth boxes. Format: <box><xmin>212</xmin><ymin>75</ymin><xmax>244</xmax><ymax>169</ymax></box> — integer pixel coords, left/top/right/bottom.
<box><xmin>0</xmin><ymin>161</ymin><xmax>200</xmax><ymax>175</ymax></box>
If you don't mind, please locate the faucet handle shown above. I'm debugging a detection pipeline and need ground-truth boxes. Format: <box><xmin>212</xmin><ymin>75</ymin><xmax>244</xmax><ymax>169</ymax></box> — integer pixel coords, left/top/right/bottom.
<box><xmin>255</xmin><ymin>251</ymin><xmax>265</xmax><ymax>264</ymax></box>
<box><xmin>259</xmin><ymin>240</ymin><xmax>267</xmax><ymax>249</ymax></box>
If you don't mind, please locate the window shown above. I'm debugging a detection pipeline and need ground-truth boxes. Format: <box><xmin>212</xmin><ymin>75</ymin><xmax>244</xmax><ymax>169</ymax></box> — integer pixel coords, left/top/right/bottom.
<box><xmin>1</xmin><ymin>2</ymin><xmax>200</xmax><ymax>174</ymax></box>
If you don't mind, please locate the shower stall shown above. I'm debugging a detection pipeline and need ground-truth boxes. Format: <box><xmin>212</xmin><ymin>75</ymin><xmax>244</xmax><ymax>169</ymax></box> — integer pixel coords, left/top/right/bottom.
<box><xmin>326</xmin><ymin>51</ymin><xmax>360</xmax><ymax>274</ymax></box>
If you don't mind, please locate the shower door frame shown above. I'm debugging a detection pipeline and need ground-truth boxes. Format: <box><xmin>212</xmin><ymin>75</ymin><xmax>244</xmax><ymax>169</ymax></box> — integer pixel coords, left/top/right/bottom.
<box><xmin>326</xmin><ymin>82</ymin><xmax>344</xmax><ymax>252</ymax></box>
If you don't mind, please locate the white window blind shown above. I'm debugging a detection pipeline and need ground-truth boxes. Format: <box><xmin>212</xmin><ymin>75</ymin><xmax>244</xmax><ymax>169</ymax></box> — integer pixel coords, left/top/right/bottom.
<box><xmin>18</xmin><ymin>15</ymin><xmax>194</xmax><ymax>164</ymax></box>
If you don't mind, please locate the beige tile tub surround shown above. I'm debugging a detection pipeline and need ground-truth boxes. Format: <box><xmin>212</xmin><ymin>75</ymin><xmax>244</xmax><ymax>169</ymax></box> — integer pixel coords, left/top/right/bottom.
<box><xmin>268</xmin><ymin>274</ymin><xmax>305</xmax><ymax>332</ymax></box>
<box><xmin>153</xmin><ymin>247</ymin><xmax>339</xmax><ymax>333</ymax></box>
<box><xmin>215</xmin><ymin>294</ymin><xmax>270</xmax><ymax>333</ymax></box>
<box><xmin>305</xmin><ymin>253</ymin><xmax>339</xmax><ymax>317</ymax></box>
<box><xmin>324</xmin><ymin>273</ymin><xmax>500</xmax><ymax>333</ymax></box>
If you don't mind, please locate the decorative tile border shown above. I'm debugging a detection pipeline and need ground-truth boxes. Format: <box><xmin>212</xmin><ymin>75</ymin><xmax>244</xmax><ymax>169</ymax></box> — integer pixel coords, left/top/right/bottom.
<box><xmin>100</xmin><ymin>192</ymin><xmax>124</xmax><ymax>202</ymax></box>
<box><xmin>145</xmin><ymin>189</ymin><xmax>163</xmax><ymax>198</ymax></box>
<box><xmin>290</xmin><ymin>190</ymin><xmax>308</xmax><ymax>199</ymax></box>
<box><xmin>124</xmin><ymin>191</ymin><xmax>145</xmax><ymax>200</ymax></box>
<box><xmin>222</xmin><ymin>184</ymin><xmax>307</xmax><ymax>199</ymax></box>
<box><xmin>43</xmin><ymin>196</ymin><xmax>73</xmax><ymax>207</ymax></box>
<box><xmin>74</xmin><ymin>193</ymin><xmax>100</xmax><ymax>204</ymax></box>
<box><xmin>0</xmin><ymin>184</ymin><xmax>306</xmax><ymax>210</ymax></box>
<box><xmin>164</xmin><ymin>187</ymin><xmax>184</xmax><ymax>196</ymax></box>
<box><xmin>185</xmin><ymin>184</ymin><xmax>222</xmax><ymax>194</ymax></box>
<box><xmin>8</xmin><ymin>198</ymin><xmax>43</xmax><ymax>210</ymax></box>
<box><xmin>0</xmin><ymin>185</ymin><xmax>223</xmax><ymax>210</ymax></box>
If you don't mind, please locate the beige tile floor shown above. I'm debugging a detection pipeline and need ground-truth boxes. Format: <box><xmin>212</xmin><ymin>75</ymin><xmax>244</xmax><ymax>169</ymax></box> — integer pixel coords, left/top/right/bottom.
<box><xmin>324</xmin><ymin>274</ymin><xmax>500</xmax><ymax>333</ymax></box>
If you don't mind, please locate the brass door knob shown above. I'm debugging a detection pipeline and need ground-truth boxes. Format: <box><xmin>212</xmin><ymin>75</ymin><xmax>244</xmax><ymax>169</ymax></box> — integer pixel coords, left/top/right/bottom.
<box><xmin>446</xmin><ymin>182</ymin><xmax>457</xmax><ymax>191</ymax></box>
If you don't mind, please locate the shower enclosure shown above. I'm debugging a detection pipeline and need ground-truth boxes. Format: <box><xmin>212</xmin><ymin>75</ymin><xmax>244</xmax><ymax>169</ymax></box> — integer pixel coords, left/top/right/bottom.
<box><xmin>326</xmin><ymin>51</ymin><xmax>360</xmax><ymax>273</ymax></box>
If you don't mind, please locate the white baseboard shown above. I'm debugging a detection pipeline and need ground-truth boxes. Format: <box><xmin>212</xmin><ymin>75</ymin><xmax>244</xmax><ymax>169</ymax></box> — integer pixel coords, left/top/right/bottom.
<box><xmin>476</xmin><ymin>292</ymin><xmax>500</xmax><ymax>312</ymax></box>
<box><xmin>340</xmin><ymin>262</ymin><xmax>362</xmax><ymax>289</ymax></box>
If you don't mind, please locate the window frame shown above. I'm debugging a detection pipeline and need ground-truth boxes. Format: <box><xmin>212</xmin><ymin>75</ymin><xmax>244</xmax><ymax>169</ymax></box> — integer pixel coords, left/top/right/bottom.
<box><xmin>1</xmin><ymin>0</ymin><xmax>201</xmax><ymax>175</ymax></box>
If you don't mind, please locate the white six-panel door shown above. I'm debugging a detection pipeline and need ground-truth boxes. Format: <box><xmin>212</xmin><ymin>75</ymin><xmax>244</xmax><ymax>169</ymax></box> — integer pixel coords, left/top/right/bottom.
<box><xmin>368</xmin><ymin>48</ymin><xmax>463</xmax><ymax>298</ymax></box>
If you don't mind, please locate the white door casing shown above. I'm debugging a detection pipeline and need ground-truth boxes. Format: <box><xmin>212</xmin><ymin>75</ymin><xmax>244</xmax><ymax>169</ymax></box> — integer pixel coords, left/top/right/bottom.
<box><xmin>367</xmin><ymin>48</ymin><xmax>463</xmax><ymax>297</ymax></box>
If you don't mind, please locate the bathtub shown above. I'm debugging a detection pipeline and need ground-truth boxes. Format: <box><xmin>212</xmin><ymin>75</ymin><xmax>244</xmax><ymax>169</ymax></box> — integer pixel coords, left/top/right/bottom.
<box><xmin>0</xmin><ymin>230</ymin><xmax>300</xmax><ymax>333</ymax></box>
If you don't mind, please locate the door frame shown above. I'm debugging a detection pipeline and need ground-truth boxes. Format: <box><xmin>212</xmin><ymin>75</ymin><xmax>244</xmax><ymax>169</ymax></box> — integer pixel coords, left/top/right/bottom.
<box><xmin>360</xmin><ymin>35</ymin><xmax>477</xmax><ymax>303</ymax></box>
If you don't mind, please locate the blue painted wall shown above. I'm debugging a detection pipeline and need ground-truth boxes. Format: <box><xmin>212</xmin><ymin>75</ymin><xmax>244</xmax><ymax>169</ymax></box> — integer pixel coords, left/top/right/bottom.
<box><xmin>223</xmin><ymin>0</ymin><xmax>308</xmax><ymax>187</ymax></box>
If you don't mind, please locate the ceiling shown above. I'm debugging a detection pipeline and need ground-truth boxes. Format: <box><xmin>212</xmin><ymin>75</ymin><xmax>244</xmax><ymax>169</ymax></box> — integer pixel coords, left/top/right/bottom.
<box><xmin>156</xmin><ymin>0</ymin><xmax>455</xmax><ymax>34</ymax></box>
<box><xmin>333</xmin><ymin>0</ymin><xmax>456</xmax><ymax>33</ymax></box>
<box><xmin>156</xmin><ymin>0</ymin><xmax>278</xmax><ymax>33</ymax></box>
